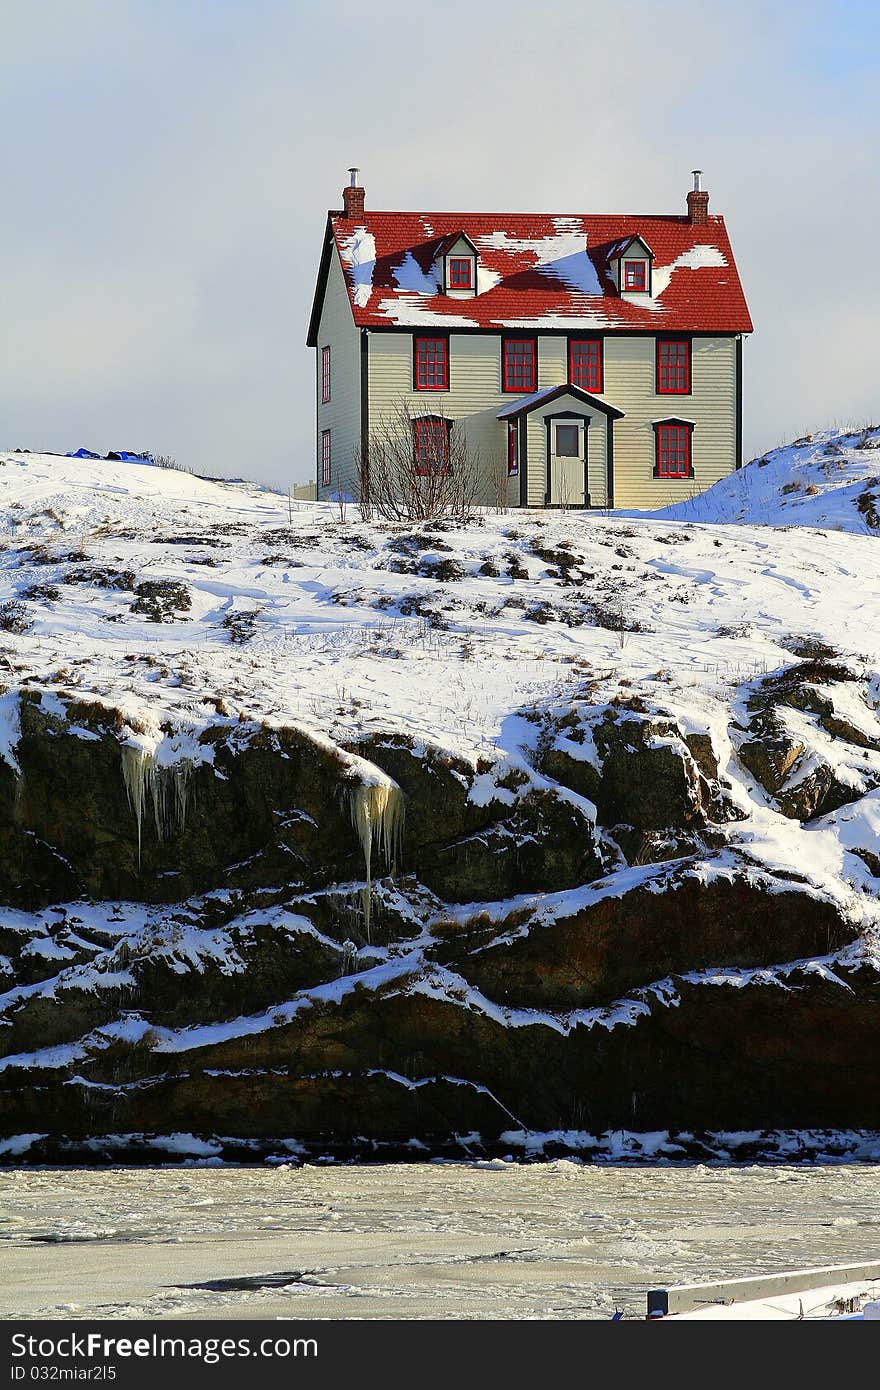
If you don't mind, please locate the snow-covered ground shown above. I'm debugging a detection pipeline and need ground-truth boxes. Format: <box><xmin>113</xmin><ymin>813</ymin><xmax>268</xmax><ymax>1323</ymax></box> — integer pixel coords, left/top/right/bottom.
<box><xmin>0</xmin><ymin>432</ymin><xmax>878</xmax><ymax>756</ymax></box>
<box><xmin>634</xmin><ymin>424</ymin><xmax>880</xmax><ymax>531</ymax></box>
<box><xmin>2</xmin><ymin>432</ymin><xmax>880</xmax><ymax>943</ymax></box>
<box><xmin>2</xmin><ymin>1160</ymin><xmax>879</xmax><ymax>1320</ymax></box>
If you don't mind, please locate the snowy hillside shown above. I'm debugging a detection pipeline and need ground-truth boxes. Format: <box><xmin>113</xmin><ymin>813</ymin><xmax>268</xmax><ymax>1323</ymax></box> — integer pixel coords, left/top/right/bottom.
<box><xmin>1</xmin><ymin>444</ymin><xmax>879</xmax><ymax>1160</ymax></box>
<box><xmin>638</xmin><ymin>424</ymin><xmax>880</xmax><ymax>531</ymax></box>
<box><xmin>1</xmin><ymin>444</ymin><xmax>879</xmax><ymax>766</ymax></box>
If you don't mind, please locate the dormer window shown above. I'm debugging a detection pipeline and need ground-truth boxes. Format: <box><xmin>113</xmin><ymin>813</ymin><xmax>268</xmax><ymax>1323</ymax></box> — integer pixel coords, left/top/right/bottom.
<box><xmin>609</xmin><ymin>235</ymin><xmax>654</xmax><ymax>295</ymax></box>
<box><xmin>439</xmin><ymin>233</ymin><xmax>479</xmax><ymax>295</ymax></box>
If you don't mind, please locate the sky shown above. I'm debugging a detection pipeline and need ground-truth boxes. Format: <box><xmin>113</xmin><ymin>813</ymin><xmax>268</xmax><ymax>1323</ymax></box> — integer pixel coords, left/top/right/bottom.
<box><xmin>2</xmin><ymin>0</ymin><xmax>878</xmax><ymax>488</ymax></box>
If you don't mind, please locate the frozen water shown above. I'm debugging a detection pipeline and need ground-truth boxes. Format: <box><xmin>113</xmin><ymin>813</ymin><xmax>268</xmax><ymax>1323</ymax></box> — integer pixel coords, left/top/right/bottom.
<box><xmin>1</xmin><ymin>1163</ymin><xmax>878</xmax><ymax>1321</ymax></box>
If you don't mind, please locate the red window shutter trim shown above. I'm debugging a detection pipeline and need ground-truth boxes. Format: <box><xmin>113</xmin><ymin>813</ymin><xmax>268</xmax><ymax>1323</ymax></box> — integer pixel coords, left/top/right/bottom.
<box><xmin>657</xmin><ymin>339</ymin><xmax>691</xmax><ymax>394</ymax></box>
<box><xmin>321</xmin><ymin>345</ymin><xmax>331</xmax><ymax>403</ymax></box>
<box><xmin>413</xmin><ymin>418</ymin><xmax>449</xmax><ymax>473</ymax></box>
<box><xmin>449</xmin><ymin>258</ymin><xmax>472</xmax><ymax>289</ymax></box>
<box><xmin>655</xmin><ymin>424</ymin><xmax>691</xmax><ymax>477</ymax></box>
<box><xmin>502</xmin><ymin>338</ymin><xmax>537</xmax><ymax>392</ymax></box>
<box><xmin>415</xmin><ymin>336</ymin><xmax>449</xmax><ymax>390</ymax></box>
<box><xmin>624</xmin><ymin>261</ymin><xmax>646</xmax><ymax>291</ymax></box>
<box><xmin>569</xmin><ymin>339</ymin><xmax>602</xmax><ymax>393</ymax></box>
<box><xmin>320</xmin><ymin>429</ymin><xmax>331</xmax><ymax>487</ymax></box>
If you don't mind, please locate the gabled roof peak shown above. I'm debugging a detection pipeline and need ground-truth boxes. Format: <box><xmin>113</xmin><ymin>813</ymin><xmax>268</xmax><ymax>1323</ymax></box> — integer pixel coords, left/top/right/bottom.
<box><xmin>607</xmin><ymin>233</ymin><xmax>654</xmax><ymax>261</ymax></box>
<box><xmin>431</xmin><ymin>230</ymin><xmax>479</xmax><ymax>259</ymax></box>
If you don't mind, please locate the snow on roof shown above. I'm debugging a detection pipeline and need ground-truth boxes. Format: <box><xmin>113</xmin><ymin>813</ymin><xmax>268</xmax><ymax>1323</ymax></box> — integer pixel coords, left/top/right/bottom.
<box><xmin>339</xmin><ymin>225</ymin><xmax>376</xmax><ymax>309</ymax></box>
<box><xmin>322</xmin><ymin>211</ymin><xmax>752</xmax><ymax>336</ymax></box>
<box><xmin>497</xmin><ymin>386</ymin><xmax>564</xmax><ymax>418</ymax></box>
<box><xmin>651</xmin><ymin>244</ymin><xmax>728</xmax><ymax>300</ymax></box>
<box><xmin>608</xmin><ymin>233</ymin><xmax>654</xmax><ymax>261</ymax></box>
<box><xmin>498</xmin><ymin>383</ymin><xmax>625</xmax><ymax>420</ymax></box>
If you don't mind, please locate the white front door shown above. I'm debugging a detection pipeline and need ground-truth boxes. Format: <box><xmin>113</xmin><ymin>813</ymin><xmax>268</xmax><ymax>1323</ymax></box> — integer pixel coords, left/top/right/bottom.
<box><xmin>549</xmin><ymin>418</ymin><xmax>586</xmax><ymax>506</ymax></box>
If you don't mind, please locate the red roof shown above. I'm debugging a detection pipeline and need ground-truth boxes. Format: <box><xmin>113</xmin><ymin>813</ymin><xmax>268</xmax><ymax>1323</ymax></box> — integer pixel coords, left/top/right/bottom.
<box><xmin>310</xmin><ymin>210</ymin><xmax>753</xmax><ymax>341</ymax></box>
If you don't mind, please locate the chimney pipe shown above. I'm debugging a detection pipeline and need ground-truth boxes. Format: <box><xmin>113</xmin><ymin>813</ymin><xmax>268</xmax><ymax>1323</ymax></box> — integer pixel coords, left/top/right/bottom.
<box><xmin>342</xmin><ymin>167</ymin><xmax>365</xmax><ymax>220</ymax></box>
<box><xmin>687</xmin><ymin>169</ymin><xmax>709</xmax><ymax>225</ymax></box>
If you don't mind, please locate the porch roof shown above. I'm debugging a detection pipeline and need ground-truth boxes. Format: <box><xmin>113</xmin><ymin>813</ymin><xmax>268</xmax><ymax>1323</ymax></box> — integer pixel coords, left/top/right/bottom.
<box><xmin>497</xmin><ymin>382</ymin><xmax>625</xmax><ymax>421</ymax></box>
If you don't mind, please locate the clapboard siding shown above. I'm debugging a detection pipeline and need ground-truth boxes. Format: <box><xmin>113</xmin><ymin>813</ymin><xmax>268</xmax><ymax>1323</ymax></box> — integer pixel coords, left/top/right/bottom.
<box><xmin>537</xmin><ymin>336</ymin><xmax>567</xmax><ymax>389</ymax></box>
<box><xmin>368</xmin><ymin>332</ymin><xmax>512</xmax><ymax>506</ymax></box>
<box><xmin>357</xmin><ymin>328</ymin><xmax>736</xmax><ymax>510</ymax></box>
<box><xmin>605</xmin><ymin>335</ymin><xmax>736</xmax><ymax>509</ymax></box>
<box><xmin>316</xmin><ymin>248</ymin><xmax>361</xmax><ymax>500</ymax></box>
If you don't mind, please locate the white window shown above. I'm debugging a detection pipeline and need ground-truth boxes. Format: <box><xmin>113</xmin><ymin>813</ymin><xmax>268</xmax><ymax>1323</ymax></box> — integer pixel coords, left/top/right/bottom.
<box><xmin>555</xmin><ymin>424</ymin><xmax>580</xmax><ymax>456</ymax></box>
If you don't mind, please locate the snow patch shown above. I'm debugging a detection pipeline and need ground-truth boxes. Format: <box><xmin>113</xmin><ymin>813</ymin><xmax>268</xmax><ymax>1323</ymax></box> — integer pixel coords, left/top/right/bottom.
<box><xmin>475</xmin><ymin>229</ymin><xmax>603</xmax><ymax>296</ymax></box>
<box><xmin>392</xmin><ymin>252</ymin><xmax>440</xmax><ymax>296</ymax></box>
<box><xmin>0</xmin><ymin>690</ymin><xmax>21</xmax><ymax>773</ymax></box>
<box><xmin>652</xmin><ymin>244</ymin><xmax>728</xmax><ymax>299</ymax></box>
<box><xmin>0</xmin><ymin>1132</ymin><xmax>47</xmax><ymax>1157</ymax></box>
<box><xmin>341</xmin><ymin>227</ymin><xmax>376</xmax><ymax>309</ymax></box>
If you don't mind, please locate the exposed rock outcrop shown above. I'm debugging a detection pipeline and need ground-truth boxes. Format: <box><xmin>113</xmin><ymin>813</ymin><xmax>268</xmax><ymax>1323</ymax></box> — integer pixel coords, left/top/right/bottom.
<box><xmin>1</xmin><ymin>681</ymin><xmax>878</xmax><ymax>1160</ymax></box>
<box><xmin>735</xmin><ymin>661</ymin><xmax>880</xmax><ymax>821</ymax></box>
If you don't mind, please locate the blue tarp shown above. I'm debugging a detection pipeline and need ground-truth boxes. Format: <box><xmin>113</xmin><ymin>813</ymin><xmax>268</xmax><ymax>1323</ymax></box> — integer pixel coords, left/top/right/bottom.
<box><xmin>66</xmin><ymin>447</ymin><xmax>101</xmax><ymax>459</ymax></box>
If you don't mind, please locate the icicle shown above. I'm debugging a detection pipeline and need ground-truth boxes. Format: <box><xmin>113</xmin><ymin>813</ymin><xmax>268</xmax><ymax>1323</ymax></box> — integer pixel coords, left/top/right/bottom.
<box><xmin>120</xmin><ymin>745</ymin><xmax>194</xmax><ymax>869</ymax></box>
<box><xmin>150</xmin><ymin>759</ymin><xmax>193</xmax><ymax>840</ymax></box>
<box><xmin>120</xmin><ymin>744</ymin><xmax>154</xmax><ymax>869</ymax></box>
<box><xmin>346</xmin><ymin>774</ymin><xmax>404</xmax><ymax>942</ymax></box>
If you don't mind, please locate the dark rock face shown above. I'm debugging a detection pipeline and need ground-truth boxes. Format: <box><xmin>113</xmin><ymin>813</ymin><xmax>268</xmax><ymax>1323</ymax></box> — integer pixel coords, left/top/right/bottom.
<box><xmin>536</xmin><ymin>702</ymin><xmax>742</xmax><ymax>869</ymax></box>
<box><xmin>736</xmin><ymin>662</ymin><xmax>880</xmax><ymax>821</ymax></box>
<box><xmin>451</xmin><ymin>874</ymin><xmax>856</xmax><ymax>1008</ymax></box>
<box><xmin>1</xmin><ymin>684</ymin><xmax>878</xmax><ymax>1159</ymax></box>
<box><xmin>0</xmin><ymin>693</ymin><xmax>364</xmax><ymax>907</ymax></box>
<box><xmin>591</xmin><ymin>710</ymin><xmax>705</xmax><ymax>830</ymax></box>
<box><xmin>2</xmin><ymin>952</ymin><xmax>878</xmax><ymax>1147</ymax></box>
<box><xmin>353</xmin><ymin>735</ymin><xmax>604</xmax><ymax>899</ymax></box>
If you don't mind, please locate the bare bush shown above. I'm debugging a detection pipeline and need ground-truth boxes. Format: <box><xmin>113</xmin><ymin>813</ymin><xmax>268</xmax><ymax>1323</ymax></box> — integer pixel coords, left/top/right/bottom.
<box><xmin>355</xmin><ymin>400</ymin><xmax>481</xmax><ymax>524</ymax></box>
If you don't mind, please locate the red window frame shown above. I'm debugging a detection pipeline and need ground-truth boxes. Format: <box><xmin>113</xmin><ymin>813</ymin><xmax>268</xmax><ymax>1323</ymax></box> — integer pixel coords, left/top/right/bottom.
<box><xmin>624</xmin><ymin>260</ymin><xmax>646</xmax><ymax>291</ymax></box>
<box><xmin>657</xmin><ymin>339</ymin><xmax>690</xmax><ymax>393</ymax></box>
<box><xmin>321</xmin><ymin>345</ymin><xmax>331</xmax><ymax>403</ymax></box>
<box><xmin>448</xmin><ymin>257</ymin><xmax>472</xmax><ymax>289</ymax></box>
<box><xmin>414</xmin><ymin>336</ymin><xmax>449</xmax><ymax>390</ymax></box>
<box><xmin>507</xmin><ymin>423</ymin><xmax>518</xmax><ymax>476</ymax></box>
<box><xmin>502</xmin><ymin>337</ymin><xmax>537</xmax><ymax>393</ymax></box>
<box><xmin>413</xmin><ymin>418</ymin><xmax>449</xmax><ymax>475</ymax></box>
<box><xmin>320</xmin><ymin>429</ymin><xmax>331</xmax><ymax>487</ymax></box>
<box><xmin>655</xmin><ymin>424</ymin><xmax>691</xmax><ymax>478</ymax></box>
<box><xmin>569</xmin><ymin>338</ymin><xmax>602</xmax><ymax>393</ymax></box>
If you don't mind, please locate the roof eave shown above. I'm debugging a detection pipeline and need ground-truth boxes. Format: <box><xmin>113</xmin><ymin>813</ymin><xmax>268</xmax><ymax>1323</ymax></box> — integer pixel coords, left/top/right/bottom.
<box><xmin>498</xmin><ymin>383</ymin><xmax>625</xmax><ymax>420</ymax></box>
<box><xmin>305</xmin><ymin>216</ymin><xmax>336</xmax><ymax>348</ymax></box>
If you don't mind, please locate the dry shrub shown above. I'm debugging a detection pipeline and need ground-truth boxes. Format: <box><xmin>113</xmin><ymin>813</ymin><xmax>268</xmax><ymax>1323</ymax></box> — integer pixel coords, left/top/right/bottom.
<box><xmin>355</xmin><ymin>400</ymin><xmax>481</xmax><ymax>524</ymax></box>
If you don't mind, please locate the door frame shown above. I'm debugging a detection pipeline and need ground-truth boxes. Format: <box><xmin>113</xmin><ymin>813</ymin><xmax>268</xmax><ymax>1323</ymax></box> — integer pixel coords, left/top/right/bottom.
<box><xmin>544</xmin><ymin>411</ymin><xmax>590</xmax><ymax>507</ymax></box>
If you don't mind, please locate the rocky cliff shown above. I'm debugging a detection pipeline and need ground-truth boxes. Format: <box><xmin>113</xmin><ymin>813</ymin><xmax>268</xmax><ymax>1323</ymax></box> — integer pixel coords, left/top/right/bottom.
<box><xmin>1</xmin><ymin>441</ymin><xmax>879</xmax><ymax>1161</ymax></box>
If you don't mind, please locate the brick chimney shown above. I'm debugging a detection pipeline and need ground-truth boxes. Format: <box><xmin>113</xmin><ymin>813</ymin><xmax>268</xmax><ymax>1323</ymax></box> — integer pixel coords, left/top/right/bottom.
<box><xmin>342</xmin><ymin>166</ymin><xmax>365</xmax><ymax>220</ymax></box>
<box><xmin>687</xmin><ymin>169</ymin><xmax>709</xmax><ymax>225</ymax></box>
